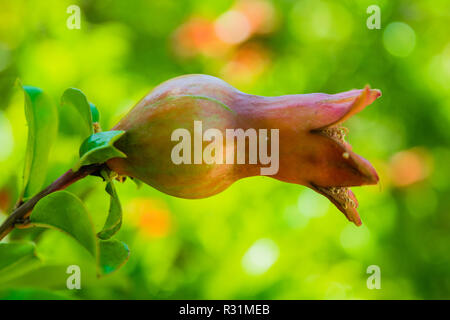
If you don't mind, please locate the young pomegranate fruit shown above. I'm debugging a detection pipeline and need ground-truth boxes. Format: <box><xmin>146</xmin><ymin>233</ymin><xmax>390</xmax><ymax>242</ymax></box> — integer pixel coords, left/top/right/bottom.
<box><xmin>107</xmin><ymin>74</ymin><xmax>381</xmax><ymax>225</ymax></box>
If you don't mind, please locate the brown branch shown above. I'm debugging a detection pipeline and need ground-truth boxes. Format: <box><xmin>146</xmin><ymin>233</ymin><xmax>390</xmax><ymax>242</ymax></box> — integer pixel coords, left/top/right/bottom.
<box><xmin>0</xmin><ymin>164</ymin><xmax>103</xmax><ymax>241</ymax></box>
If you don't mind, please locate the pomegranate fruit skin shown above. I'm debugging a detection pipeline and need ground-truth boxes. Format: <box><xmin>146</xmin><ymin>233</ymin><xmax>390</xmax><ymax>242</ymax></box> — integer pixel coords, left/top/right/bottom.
<box><xmin>107</xmin><ymin>74</ymin><xmax>381</xmax><ymax>225</ymax></box>
<box><xmin>108</xmin><ymin>75</ymin><xmax>242</xmax><ymax>199</ymax></box>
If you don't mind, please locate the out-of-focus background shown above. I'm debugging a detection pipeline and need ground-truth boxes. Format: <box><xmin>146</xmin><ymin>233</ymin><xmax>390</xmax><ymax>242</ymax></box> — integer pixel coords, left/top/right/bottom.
<box><xmin>0</xmin><ymin>0</ymin><xmax>449</xmax><ymax>299</ymax></box>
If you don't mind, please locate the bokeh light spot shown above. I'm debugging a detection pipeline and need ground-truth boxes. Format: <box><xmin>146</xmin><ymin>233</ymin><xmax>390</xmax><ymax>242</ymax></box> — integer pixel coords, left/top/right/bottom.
<box><xmin>215</xmin><ymin>10</ymin><xmax>252</xmax><ymax>44</ymax></box>
<box><xmin>220</xmin><ymin>43</ymin><xmax>270</xmax><ymax>85</ymax></box>
<box><xmin>236</xmin><ymin>0</ymin><xmax>276</xmax><ymax>35</ymax></box>
<box><xmin>340</xmin><ymin>224</ymin><xmax>371</xmax><ymax>250</ymax></box>
<box><xmin>290</xmin><ymin>0</ymin><xmax>352</xmax><ymax>42</ymax></box>
<box><xmin>427</xmin><ymin>43</ymin><xmax>450</xmax><ymax>90</ymax></box>
<box><xmin>242</xmin><ymin>238</ymin><xmax>279</xmax><ymax>275</ymax></box>
<box><xmin>127</xmin><ymin>198</ymin><xmax>172</xmax><ymax>238</ymax></box>
<box><xmin>283</xmin><ymin>205</ymin><xmax>309</xmax><ymax>229</ymax></box>
<box><xmin>383</xmin><ymin>22</ymin><xmax>416</xmax><ymax>57</ymax></box>
<box><xmin>389</xmin><ymin>148</ymin><xmax>433</xmax><ymax>187</ymax></box>
<box><xmin>297</xmin><ymin>189</ymin><xmax>330</xmax><ymax>218</ymax></box>
<box><xmin>324</xmin><ymin>282</ymin><xmax>351</xmax><ymax>299</ymax></box>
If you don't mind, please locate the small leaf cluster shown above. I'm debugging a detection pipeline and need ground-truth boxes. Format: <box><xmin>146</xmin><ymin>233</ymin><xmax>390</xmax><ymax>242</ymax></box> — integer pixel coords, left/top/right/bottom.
<box><xmin>1</xmin><ymin>84</ymin><xmax>131</xmax><ymax>281</ymax></box>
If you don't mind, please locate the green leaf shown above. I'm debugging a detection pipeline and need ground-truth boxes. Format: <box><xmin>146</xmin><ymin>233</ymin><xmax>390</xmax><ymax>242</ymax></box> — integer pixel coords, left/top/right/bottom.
<box><xmin>22</xmin><ymin>85</ymin><xmax>58</xmax><ymax>200</ymax></box>
<box><xmin>30</xmin><ymin>191</ymin><xmax>97</xmax><ymax>258</ymax></box>
<box><xmin>60</xmin><ymin>88</ymin><xmax>94</xmax><ymax>138</ymax></box>
<box><xmin>26</xmin><ymin>191</ymin><xmax>131</xmax><ymax>277</ymax></box>
<box><xmin>0</xmin><ymin>242</ymin><xmax>41</xmax><ymax>284</ymax></box>
<box><xmin>130</xmin><ymin>177</ymin><xmax>143</xmax><ymax>189</ymax></box>
<box><xmin>89</xmin><ymin>102</ymin><xmax>100</xmax><ymax>123</ymax></box>
<box><xmin>97</xmin><ymin>180</ymin><xmax>122</xmax><ymax>240</ymax></box>
<box><xmin>74</xmin><ymin>130</ymin><xmax>126</xmax><ymax>171</ymax></box>
<box><xmin>98</xmin><ymin>239</ymin><xmax>130</xmax><ymax>276</ymax></box>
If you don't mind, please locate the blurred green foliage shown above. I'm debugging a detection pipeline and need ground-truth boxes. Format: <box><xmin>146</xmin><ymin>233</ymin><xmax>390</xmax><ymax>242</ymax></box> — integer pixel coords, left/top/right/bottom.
<box><xmin>0</xmin><ymin>0</ymin><xmax>449</xmax><ymax>299</ymax></box>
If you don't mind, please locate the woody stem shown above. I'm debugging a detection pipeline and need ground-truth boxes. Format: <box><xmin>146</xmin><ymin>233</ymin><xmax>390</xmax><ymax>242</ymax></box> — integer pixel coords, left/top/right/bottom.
<box><xmin>0</xmin><ymin>164</ymin><xmax>103</xmax><ymax>241</ymax></box>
